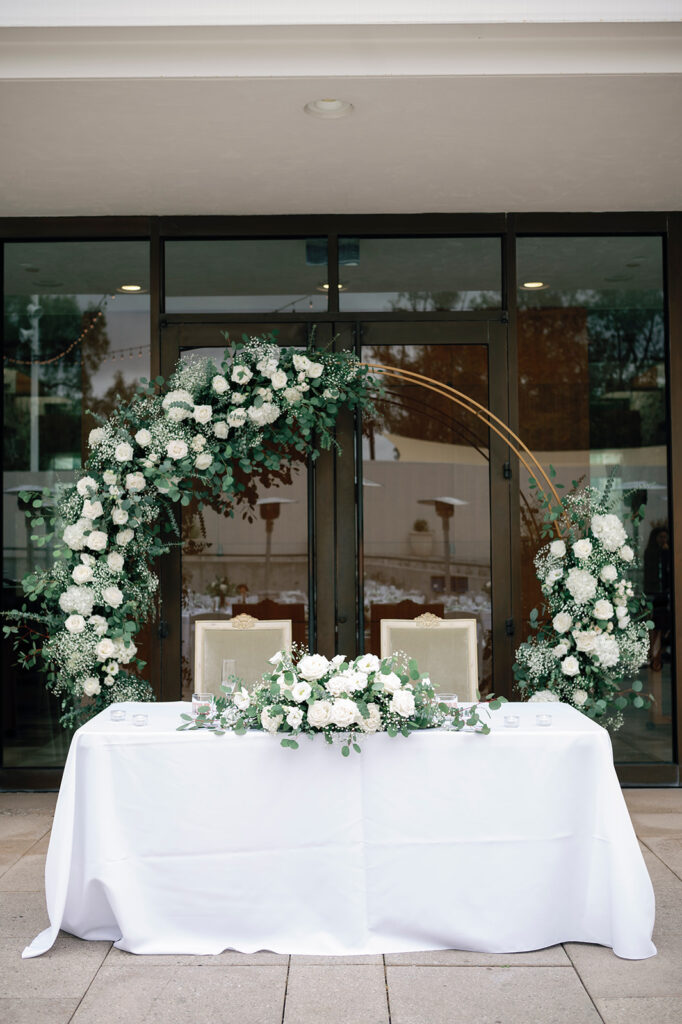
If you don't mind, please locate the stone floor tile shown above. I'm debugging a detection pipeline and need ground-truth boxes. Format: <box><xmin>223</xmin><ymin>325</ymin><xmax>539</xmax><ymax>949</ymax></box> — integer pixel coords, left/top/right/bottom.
<box><xmin>385</xmin><ymin>945</ymin><xmax>570</xmax><ymax>966</ymax></box>
<box><xmin>386</xmin><ymin>966</ymin><xmax>601</xmax><ymax>1024</ymax></box>
<box><xmin>71</xmin><ymin>964</ymin><xmax>287</xmax><ymax>1024</ymax></box>
<box><xmin>291</xmin><ymin>953</ymin><xmax>383</xmax><ymax>965</ymax></box>
<box><xmin>626</xmin><ymin>812</ymin><xmax>682</xmax><ymax>838</ymax></box>
<box><xmin>0</xmin><ymin>810</ymin><xmax>53</xmax><ymax>845</ymax></box>
<box><xmin>596</xmin><ymin>996</ymin><xmax>682</xmax><ymax>1024</ymax></box>
<box><xmin>623</xmin><ymin>789</ymin><xmax>682</xmax><ymax>814</ymax></box>
<box><xmin>565</xmin><ymin>849</ymin><xmax>682</xmax><ymax>998</ymax></box>
<box><xmin>284</xmin><ymin>965</ymin><xmax>389</xmax><ymax>1024</ymax></box>
<box><xmin>104</xmin><ymin>945</ymin><xmax>288</xmax><ymax>965</ymax></box>
<box><xmin>1</xmin><ymin>890</ymin><xmax>51</xmax><ymax>940</ymax></box>
<box><xmin>641</xmin><ymin>836</ymin><xmax>682</xmax><ymax>880</ymax></box>
<box><xmin>0</xmin><ymin>793</ymin><xmax>58</xmax><ymax>814</ymax></box>
<box><xmin>0</xmin><ymin>935</ymin><xmax>111</xmax><ymax>1000</ymax></box>
<box><xmin>0</xmin><ymin>998</ymin><xmax>80</xmax><ymax>1024</ymax></box>
<box><xmin>0</xmin><ymin>839</ymin><xmax>35</xmax><ymax>876</ymax></box>
<box><xmin>0</xmin><ymin>851</ymin><xmax>47</xmax><ymax>892</ymax></box>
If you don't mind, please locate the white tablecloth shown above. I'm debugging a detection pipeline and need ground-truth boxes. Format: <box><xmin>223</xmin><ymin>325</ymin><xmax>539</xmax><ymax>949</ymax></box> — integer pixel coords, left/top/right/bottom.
<box><xmin>24</xmin><ymin>701</ymin><xmax>655</xmax><ymax>960</ymax></box>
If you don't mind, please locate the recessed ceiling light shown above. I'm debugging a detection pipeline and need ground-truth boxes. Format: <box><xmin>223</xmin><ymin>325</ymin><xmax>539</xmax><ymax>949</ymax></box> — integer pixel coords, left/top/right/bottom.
<box><xmin>304</xmin><ymin>98</ymin><xmax>353</xmax><ymax>119</ymax></box>
<box><xmin>317</xmin><ymin>282</ymin><xmax>346</xmax><ymax>292</ymax></box>
<box><xmin>521</xmin><ymin>281</ymin><xmax>548</xmax><ymax>290</ymax></box>
<box><xmin>118</xmin><ymin>284</ymin><xmax>143</xmax><ymax>293</ymax></box>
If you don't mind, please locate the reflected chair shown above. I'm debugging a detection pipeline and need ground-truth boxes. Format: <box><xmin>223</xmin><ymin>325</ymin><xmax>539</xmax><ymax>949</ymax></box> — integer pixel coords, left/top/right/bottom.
<box><xmin>369</xmin><ymin>600</ymin><xmax>444</xmax><ymax>655</ymax></box>
<box><xmin>193</xmin><ymin>616</ymin><xmax>292</xmax><ymax>695</ymax></box>
<box><xmin>231</xmin><ymin>599</ymin><xmax>307</xmax><ymax>646</ymax></box>
<box><xmin>380</xmin><ymin>614</ymin><xmax>478</xmax><ymax>700</ymax></box>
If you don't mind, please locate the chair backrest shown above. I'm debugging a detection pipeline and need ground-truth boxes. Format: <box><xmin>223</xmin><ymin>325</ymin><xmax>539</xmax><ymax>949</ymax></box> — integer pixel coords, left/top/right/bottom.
<box><xmin>380</xmin><ymin>614</ymin><xmax>478</xmax><ymax>700</ymax></box>
<box><xmin>369</xmin><ymin>600</ymin><xmax>444</xmax><ymax>654</ymax></box>
<box><xmin>193</xmin><ymin>616</ymin><xmax>292</xmax><ymax>695</ymax></box>
<box><xmin>231</xmin><ymin>599</ymin><xmax>307</xmax><ymax>646</ymax></box>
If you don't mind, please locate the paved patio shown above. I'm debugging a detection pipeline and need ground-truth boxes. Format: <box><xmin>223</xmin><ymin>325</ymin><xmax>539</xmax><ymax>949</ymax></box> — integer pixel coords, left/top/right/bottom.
<box><xmin>1</xmin><ymin>789</ymin><xmax>681</xmax><ymax>1024</ymax></box>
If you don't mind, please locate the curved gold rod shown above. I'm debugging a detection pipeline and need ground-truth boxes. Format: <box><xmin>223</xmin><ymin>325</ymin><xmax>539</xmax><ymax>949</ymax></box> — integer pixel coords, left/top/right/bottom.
<box><xmin>361</xmin><ymin>362</ymin><xmax>566</xmax><ymax>537</ymax></box>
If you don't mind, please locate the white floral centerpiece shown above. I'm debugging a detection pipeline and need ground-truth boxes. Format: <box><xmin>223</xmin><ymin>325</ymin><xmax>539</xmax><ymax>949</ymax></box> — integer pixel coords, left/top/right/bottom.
<box><xmin>178</xmin><ymin>647</ymin><xmax>506</xmax><ymax>754</ymax></box>
<box><xmin>513</xmin><ymin>486</ymin><xmax>653</xmax><ymax>728</ymax></box>
<box><xmin>4</xmin><ymin>335</ymin><xmax>378</xmax><ymax>729</ymax></box>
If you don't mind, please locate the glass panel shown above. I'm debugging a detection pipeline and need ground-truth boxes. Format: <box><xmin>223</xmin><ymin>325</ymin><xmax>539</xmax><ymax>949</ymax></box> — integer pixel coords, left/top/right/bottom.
<box><xmin>3</xmin><ymin>240</ymin><xmax>151</xmax><ymax>767</ymax></box>
<box><xmin>165</xmin><ymin>239</ymin><xmax>328</xmax><ymax>313</ymax></box>
<box><xmin>516</xmin><ymin>235</ymin><xmax>672</xmax><ymax>762</ymax></box>
<box><xmin>360</xmin><ymin>329</ymin><xmax>492</xmax><ymax>694</ymax></box>
<box><xmin>178</xmin><ymin>347</ymin><xmax>309</xmax><ymax>699</ymax></box>
<box><xmin>339</xmin><ymin>237</ymin><xmax>501</xmax><ymax>312</ymax></box>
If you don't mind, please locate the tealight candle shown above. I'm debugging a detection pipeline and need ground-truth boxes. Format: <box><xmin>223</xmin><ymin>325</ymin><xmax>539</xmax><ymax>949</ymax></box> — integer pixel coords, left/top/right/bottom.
<box><xmin>535</xmin><ymin>713</ymin><xmax>552</xmax><ymax>727</ymax></box>
<box><xmin>132</xmin><ymin>713</ymin><xmax>148</xmax><ymax>727</ymax></box>
<box><xmin>109</xmin><ymin>708</ymin><xmax>126</xmax><ymax>722</ymax></box>
<box><xmin>504</xmin><ymin>714</ymin><xmax>520</xmax><ymax>728</ymax></box>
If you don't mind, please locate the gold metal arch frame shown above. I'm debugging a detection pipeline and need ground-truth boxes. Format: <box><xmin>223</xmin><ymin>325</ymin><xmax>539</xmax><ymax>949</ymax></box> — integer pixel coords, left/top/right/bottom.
<box><xmin>360</xmin><ymin>363</ymin><xmax>566</xmax><ymax>538</ymax></box>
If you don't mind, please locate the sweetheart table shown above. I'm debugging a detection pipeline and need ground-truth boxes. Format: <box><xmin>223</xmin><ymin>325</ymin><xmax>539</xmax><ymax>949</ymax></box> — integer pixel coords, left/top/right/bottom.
<box><xmin>23</xmin><ymin>701</ymin><xmax>655</xmax><ymax>960</ymax></box>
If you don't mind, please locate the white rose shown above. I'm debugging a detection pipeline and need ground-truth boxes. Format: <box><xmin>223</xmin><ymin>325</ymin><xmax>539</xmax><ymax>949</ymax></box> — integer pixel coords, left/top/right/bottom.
<box><xmin>107</xmin><ymin>551</ymin><xmax>124</xmax><ymax>572</ymax></box>
<box><xmin>89</xmin><ymin>615</ymin><xmax>109</xmax><ymax>637</ymax></box>
<box><xmin>80</xmin><ymin>553</ymin><xmax>95</xmax><ymax>566</ymax></box>
<box><xmin>96</xmin><ymin>638</ymin><xmax>117</xmax><ymax>662</ymax></box>
<box><xmin>325</xmin><ymin>675</ymin><xmax>348</xmax><ymax>697</ymax></box>
<box><xmin>82</xmin><ymin>499</ymin><xmax>103</xmax><ymax>520</ymax></box>
<box><xmin>619</xmin><ymin>545</ymin><xmax>634</xmax><ymax>562</ymax></box>
<box><xmin>593</xmin><ymin>599</ymin><xmax>614</xmax><ymax>621</ymax></box>
<box><xmin>125</xmin><ymin>472</ymin><xmax>146</xmax><ymax>492</ymax></box>
<box><xmin>283</xmin><ymin>387</ymin><xmax>304</xmax><ymax>404</ymax></box>
<box><xmin>231</xmin><ymin>364</ymin><xmax>252</xmax><ymax>385</ymax></box>
<box><xmin>102</xmin><ymin>470</ymin><xmax>118</xmax><ymax>486</ymax></box>
<box><xmin>135</xmin><ymin>428</ymin><xmax>152</xmax><ymax>447</ymax></box>
<box><xmin>167</xmin><ymin>439</ymin><xmax>189</xmax><ymax>461</ymax></box>
<box><xmin>86</xmin><ymin>530</ymin><xmax>108</xmax><ymax>552</ymax></box>
<box><xmin>291</xmin><ymin>681</ymin><xmax>312</xmax><ymax>703</ymax></box>
<box><xmin>307</xmin><ymin>700</ymin><xmax>333</xmax><ymax>729</ymax></box>
<box><xmin>195</xmin><ymin>452</ymin><xmax>213</xmax><ymax>471</ymax></box>
<box><xmin>211</xmin><ymin>374</ymin><xmax>229</xmax><ymax>395</ymax></box>
<box><xmin>192</xmin><ymin>404</ymin><xmax>213</xmax><ymax>424</ymax></box>
<box><xmin>528</xmin><ymin>689</ymin><xmax>560</xmax><ymax>702</ymax></box>
<box><xmin>600</xmin><ymin>564</ymin><xmax>618</xmax><ymax>583</ymax></box>
<box><xmin>566</xmin><ymin>568</ymin><xmax>598</xmax><ymax>604</ymax></box>
<box><xmin>545</xmin><ymin>568</ymin><xmax>563</xmax><ymax>587</ymax></box>
<box><xmin>65</xmin><ymin>614</ymin><xmax>86</xmax><ymax>634</ymax></box>
<box><xmin>358</xmin><ymin>703</ymin><xmax>383</xmax><ymax>734</ymax></box>
<box><xmin>591</xmin><ymin>513</ymin><xmax>627</xmax><ymax>552</ymax></box>
<box><xmin>339</xmin><ymin>670</ymin><xmax>368</xmax><ymax>693</ymax></box>
<box><xmin>552</xmin><ymin>642</ymin><xmax>570</xmax><ymax>659</ymax></box>
<box><xmin>297</xmin><ymin>653</ymin><xmax>330</xmax><ymax>681</ymax></box>
<box><xmin>104</xmin><ymin>661</ymin><xmax>119</xmax><ymax>676</ymax></box>
<box><xmin>114</xmin><ymin>637</ymin><xmax>137</xmax><ymax>664</ymax></box>
<box><xmin>286</xmin><ymin>706</ymin><xmax>304</xmax><ymax>729</ymax></box>
<box><xmin>390</xmin><ymin>689</ymin><xmax>416</xmax><ymax>718</ymax></box>
<box><xmin>114</xmin><ymin>442</ymin><xmax>134</xmax><ymax>463</ymax></box>
<box><xmin>270</xmin><ymin>369</ymin><xmax>288</xmax><ymax>390</ymax></box>
<box><xmin>561</xmin><ymin>656</ymin><xmax>580</xmax><ymax>676</ymax></box>
<box><xmin>102</xmin><ymin>586</ymin><xmax>124</xmax><ymax>608</ymax></box>
<box><xmin>573</xmin><ymin>688</ymin><xmax>589</xmax><ymax>707</ymax></box>
<box><xmin>575</xmin><ymin>631</ymin><xmax>599</xmax><ymax>654</ymax></box>
<box><xmin>572</xmin><ymin>539</ymin><xmax>593</xmax><ymax>560</ymax></box>
<box><xmin>355</xmin><ymin>653</ymin><xmax>381</xmax><ymax>674</ymax></box>
<box><xmin>293</xmin><ymin>354</ymin><xmax>311</xmax><ymax>373</ymax></box>
<box><xmin>231</xmin><ymin>392</ymin><xmax>246</xmax><ymax>405</ymax></box>
<box><xmin>233</xmin><ymin>687</ymin><xmax>251</xmax><ymax>711</ymax></box>
<box><xmin>549</xmin><ymin>539</ymin><xmax>566</xmax><ymax>557</ymax></box>
<box><xmin>162</xmin><ymin>389</ymin><xmax>194</xmax><ymax>421</ymax></box>
<box><xmin>552</xmin><ymin>611</ymin><xmax>573</xmax><ymax>634</ymax></box>
<box><xmin>104</xmin><ymin>675</ymin><xmax>116</xmax><ymax>687</ymax></box>
<box><xmin>307</xmin><ymin>361</ymin><xmax>324</xmax><ymax>379</ymax></box>
<box><xmin>116</xmin><ymin>528</ymin><xmax>134</xmax><ymax>546</ymax></box>
<box><xmin>72</xmin><ymin>564</ymin><xmax>93</xmax><ymax>584</ymax></box>
<box><xmin>330</xmin><ymin>655</ymin><xmax>346</xmax><ymax>668</ymax></box>
<box><xmin>82</xmin><ymin>677</ymin><xmax>101</xmax><ymax>697</ymax></box>
<box><xmin>256</xmin><ymin>357</ymin><xmax>279</xmax><ymax>378</ymax></box>
<box><xmin>261</xmin><ymin>708</ymin><xmax>283</xmax><ymax>734</ymax></box>
<box><xmin>63</xmin><ymin>524</ymin><xmax>85</xmax><ymax>550</ymax></box>
<box><xmin>247</xmin><ymin>402</ymin><xmax>280</xmax><ymax>427</ymax></box>
<box><xmin>112</xmin><ymin>507</ymin><xmax>129</xmax><ymax>525</ymax></box>
<box><xmin>593</xmin><ymin>633</ymin><xmax>620</xmax><ymax>668</ymax></box>
<box><xmin>76</xmin><ymin>476</ymin><xmax>97</xmax><ymax>497</ymax></box>
<box><xmin>213</xmin><ymin>421</ymin><xmax>229</xmax><ymax>439</ymax></box>
<box><xmin>378</xmin><ymin>671</ymin><xmax>402</xmax><ymax>693</ymax></box>
<box><xmin>268</xmin><ymin>650</ymin><xmax>285</xmax><ymax>665</ymax></box>
<box><xmin>109</xmin><ymin>485</ymin><xmax>122</xmax><ymax>498</ymax></box>
<box><xmin>191</xmin><ymin>434</ymin><xmax>206</xmax><ymax>452</ymax></box>
<box><xmin>227</xmin><ymin>409</ymin><xmax>247</xmax><ymax>428</ymax></box>
<box><xmin>330</xmin><ymin>698</ymin><xmax>360</xmax><ymax>729</ymax></box>
<box><xmin>88</xmin><ymin>427</ymin><xmax>106</xmax><ymax>447</ymax></box>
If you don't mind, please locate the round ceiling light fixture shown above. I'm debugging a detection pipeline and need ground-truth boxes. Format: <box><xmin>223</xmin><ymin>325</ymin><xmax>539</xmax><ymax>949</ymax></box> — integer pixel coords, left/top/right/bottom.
<box><xmin>317</xmin><ymin>282</ymin><xmax>346</xmax><ymax>292</ymax></box>
<box><xmin>117</xmin><ymin>284</ymin><xmax>143</xmax><ymax>293</ymax></box>
<box><xmin>304</xmin><ymin>98</ymin><xmax>353</xmax><ymax>119</ymax></box>
<box><xmin>521</xmin><ymin>281</ymin><xmax>548</xmax><ymax>291</ymax></box>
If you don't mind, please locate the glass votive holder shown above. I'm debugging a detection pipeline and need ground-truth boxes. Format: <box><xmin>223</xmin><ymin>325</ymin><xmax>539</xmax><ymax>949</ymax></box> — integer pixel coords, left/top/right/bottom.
<box><xmin>132</xmin><ymin>713</ymin><xmax>148</xmax><ymax>727</ymax></box>
<box><xmin>535</xmin><ymin>713</ymin><xmax>553</xmax><ymax>727</ymax></box>
<box><xmin>109</xmin><ymin>708</ymin><xmax>126</xmax><ymax>722</ymax></box>
<box><xmin>192</xmin><ymin>692</ymin><xmax>214</xmax><ymax>717</ymax></box>
<box><xmin>504</xmin><ymin>714</ymin><xmax>520</xmax><ymax>728</ymax></box>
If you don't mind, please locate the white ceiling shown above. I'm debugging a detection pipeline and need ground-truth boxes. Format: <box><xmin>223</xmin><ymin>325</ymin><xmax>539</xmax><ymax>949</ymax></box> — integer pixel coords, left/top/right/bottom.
<box><xmin>1</xmin><ymin>23</ymin><xmax>681</xmax><ymax>217</ymax></box>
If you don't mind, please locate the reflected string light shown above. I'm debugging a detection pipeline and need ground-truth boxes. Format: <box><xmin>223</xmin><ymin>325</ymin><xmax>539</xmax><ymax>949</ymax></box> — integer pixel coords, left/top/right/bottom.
<box><xmin>3</xmin><ymin>305</ymin><xmax>107</xmax><ymax>366</ymax></box>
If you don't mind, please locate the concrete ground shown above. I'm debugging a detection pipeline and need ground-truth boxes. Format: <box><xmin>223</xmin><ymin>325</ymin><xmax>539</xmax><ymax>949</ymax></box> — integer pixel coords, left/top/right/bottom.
<box><xmin>1</xmin><ymin>789</ymin><xmax>681</xmax><ymax>1024</ymax></box>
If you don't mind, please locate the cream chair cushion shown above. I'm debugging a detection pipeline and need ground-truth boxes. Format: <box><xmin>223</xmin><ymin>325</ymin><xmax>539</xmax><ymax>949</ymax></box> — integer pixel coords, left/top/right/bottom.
<box><xmin>380</xmin><ymin>615</ymin><xmax>478</xmax><ymax>701</ymax></box>
<box><xmin>194</xmin><ymin>615</ymin><xmax>292</xmax><ymax>695</ymax></box>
